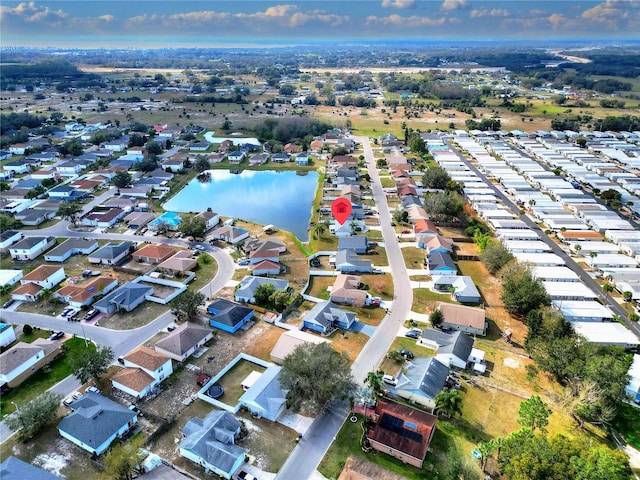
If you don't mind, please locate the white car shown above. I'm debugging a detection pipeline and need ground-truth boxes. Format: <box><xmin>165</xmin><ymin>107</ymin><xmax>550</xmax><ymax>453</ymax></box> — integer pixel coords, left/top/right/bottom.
<box><xmin>382</xmin><ymin>375</ymin><xmax>398</xmax><ymax>386</ymax></box>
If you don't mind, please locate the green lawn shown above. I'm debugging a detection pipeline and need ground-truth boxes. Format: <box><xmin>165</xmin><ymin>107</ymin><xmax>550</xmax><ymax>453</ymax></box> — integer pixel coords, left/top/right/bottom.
<box><xmin>412</xmin><ymin>288</ymin><xmax>456</xmax><ymax>313</ymax></box>
<box><xmin>318</xmin><ymin>414</ymin><xmax>435</xmax><ymax>480</ymax></box>
<box><xmin>216</xmin><ymin>360</ymin><xmax>266</xmax><ymax>407</ymax></box>
<box><xmin>0</xmin><ymin>337</ymin><xmax>95</xmax><ymax>417</ymax></box>
<box><xmin>612</xmin><ymin>402</ymin><xmax>640</xmax><ymax>450</ymax></box>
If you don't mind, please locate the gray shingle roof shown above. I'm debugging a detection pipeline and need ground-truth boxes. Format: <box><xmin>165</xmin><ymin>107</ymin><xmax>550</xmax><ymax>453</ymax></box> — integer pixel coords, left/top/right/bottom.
<box><xmin>0</xmin><ymin>457</ymin><xmax>62</xmax><ymax>480</ymax></box>
<box><xmin>90</xmin><ymin>241</ymin><xmax>134</xmax><ymax>260</ymax></box>
<box><xmin>180</xmin><ymin>411</ymin><xmax>245</xmax><ymax>473</ymax></box>
<box><xmin>427</xmin><ymin>251</ymin><xmax>456</xmax><ymax>271</ymax></box>
<box><xmin>57</xmin><ymin>392</ymin><xmax>136</xmax><ymax>451</ymax></box>
<box><xmin>304</xmin><ymin>301</ymin><xmax>356</xmax><ymax>329</ymax></box>
<box><xmin>421</xmin><ymin>329</ymin><xmax>474</xmax><ymax>363</ymax></box>
<box><xmin>94</xmin><ymin>282</ymin><xmax>152</xmax><ymax>311</ymax></box>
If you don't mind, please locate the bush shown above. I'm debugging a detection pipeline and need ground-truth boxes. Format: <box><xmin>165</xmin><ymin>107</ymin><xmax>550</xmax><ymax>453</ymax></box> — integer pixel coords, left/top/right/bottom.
<box><xmin>22</xmin><ymin>324</ymin><xmax>33</xmax><ymax>335</ymax></box>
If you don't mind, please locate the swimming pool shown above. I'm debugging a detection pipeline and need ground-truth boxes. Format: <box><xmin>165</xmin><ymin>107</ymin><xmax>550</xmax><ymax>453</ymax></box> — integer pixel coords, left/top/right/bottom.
<box><xmin>149</xmin><ymin>211</ymin><xmax>182</xmax><ymax>228</ymax></box>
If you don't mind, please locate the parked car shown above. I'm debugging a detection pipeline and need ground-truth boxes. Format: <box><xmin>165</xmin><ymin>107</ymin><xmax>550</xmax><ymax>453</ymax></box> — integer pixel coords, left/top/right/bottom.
<box><xmin>404</xmin><ymin>330</ymin><xmax>420</xmax><ymax>339</ymax></box>
<box><xmin>399</xmin><ymin>349</ymin><xmax>415</xmax><ymax>360</ymax></box>
<box><xmin>2</xmin><ymin>299</ymin><xmax>14</xmax><ymax>309</ymax></box>
<box><xmin>366</xmin><ymin>249</ymin><xmax>379</xmax><ymax>255</ymax></box>
<box><xmin>194</xmin><ymin>244</ymin><xmax>205</xmax><ymax>251</ymax></box>
<box><xmin>83</xmin><ymin>309</ymin><xmax>99</xmax><ymax>321</ymax></box>
<box><xmin>49</xmin><ymin>331</ymin><xmax>65</xmax><ymax>340</ymax></box>
<box><xmin>382</xmin><ymin>375</ymin><xmax>398</xmax><ymax>386</ymax></box>
<box><xmin>237</xmin><ymin>257</ymin><xmax>250</xmax><ymax>266</ymax></box>
<box><xmin>401</xmin><ymin>229</ymin><xmax>411</xmax><ymax>234</ymax></box>
<box><xmin>60</xmin><ymin>307</ymin><xmax>75</xmax><ymax>318</ymax></box>
<box><xmin>238</xmin><ymin>471</ymin><xmax>257</xmax><ymax>480</ymax></box>
<box><xmin>368</xmin><ymin>241</ymin><xmax>379</xmax><ymax>247</ymax></box>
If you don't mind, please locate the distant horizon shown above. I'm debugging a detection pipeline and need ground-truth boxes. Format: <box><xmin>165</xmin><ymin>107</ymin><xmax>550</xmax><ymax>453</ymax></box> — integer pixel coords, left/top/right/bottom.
<box><xmin>1</xmin><ymin>1</ymin><xmax>638</xmax><ymax>48</ymax></box>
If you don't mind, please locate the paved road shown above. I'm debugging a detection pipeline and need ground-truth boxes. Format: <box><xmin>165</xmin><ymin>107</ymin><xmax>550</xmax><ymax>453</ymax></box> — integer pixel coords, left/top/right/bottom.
<box><xmin>276</xmin><ymin>137</ymin><xmax>414</xmax><ymax>480</ymax></box>
<box><xmin>445</xmin><ymin>139</ymin><xmax>638</xmax><ymax>337</ymax></box>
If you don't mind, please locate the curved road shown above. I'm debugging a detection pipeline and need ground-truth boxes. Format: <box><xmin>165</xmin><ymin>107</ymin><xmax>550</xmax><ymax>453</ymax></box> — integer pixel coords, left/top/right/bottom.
<box><xmin>276</xmin><ymin>137</ymin><xmax>414</xmax><ymax>479</ymax></box>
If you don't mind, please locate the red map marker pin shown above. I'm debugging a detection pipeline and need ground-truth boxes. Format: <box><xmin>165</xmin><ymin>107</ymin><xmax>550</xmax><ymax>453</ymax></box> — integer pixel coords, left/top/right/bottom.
<box><xmin>331</xmin><ymin>197</ymin><xmax>352</xmax><ymax>225</ymax></box>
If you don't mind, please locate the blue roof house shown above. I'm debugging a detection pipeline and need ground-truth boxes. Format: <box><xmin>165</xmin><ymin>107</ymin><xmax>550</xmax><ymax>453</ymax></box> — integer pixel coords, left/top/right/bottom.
<box><xmin>207</xmin><ymin>298</ymin><xmax>254</xmax><ymax>334</ymax></box>
<box><xmin>0</xmin><ymin>457</ymin><xmax>62</xmax><ymax>480</ymax></box>
<box><xmin>338</xmin><ymin>236</ymin><xmax>369</xmax><ymax>254</ymax></box>
<box><xmin>427</xmin><ymin>252</ymin><xmax>457</xmax><ymax>275</ymax></box>
<box><xmin>179</xmin><ymin>411</ymin><xmax>246</xmax><ymax>479</ymax></box>
<box><xmin>57</xmin><ymin>392</ymin><xmax>137</xmax><ymax>455</ymax></box>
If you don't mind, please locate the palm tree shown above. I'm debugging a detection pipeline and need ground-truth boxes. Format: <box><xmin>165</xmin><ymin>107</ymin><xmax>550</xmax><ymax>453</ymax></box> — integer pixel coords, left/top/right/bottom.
<box><xmin>435</xmin><ymin>389</ymin><xmax>463</xmax><ymax>418</ymax></box>
<box><xmin>365</xmin><ymin>371</ymin><xmax>384</xmax><ymax>395</ymax></box>
<box><xmin>312</xmin><ymin>222</ymin><xmax>325</xmax><ymax>240</ymax></box>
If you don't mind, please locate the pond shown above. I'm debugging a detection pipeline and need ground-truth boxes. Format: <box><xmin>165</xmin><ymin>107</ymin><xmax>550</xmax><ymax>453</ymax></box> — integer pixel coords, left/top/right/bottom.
<box><xmin>203</xmin><ymin>131</ymin><xmax>261</xmax><ymax>145</ymax></box>
<box><xmin>163</xmin><ymin>169</ymin><xmax>318</xmax><ymax>241</ymax></box>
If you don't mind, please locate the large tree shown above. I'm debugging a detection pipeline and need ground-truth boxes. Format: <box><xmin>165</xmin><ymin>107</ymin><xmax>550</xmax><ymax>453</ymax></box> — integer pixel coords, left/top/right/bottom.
<box><xmin>70</xmin><ymin>346</ymin><xmax>114</xmax><ymax>384</ymax></box>
<box><xmin>280</xmin><ymin>342</ymin><xmax>355</xmax><ymax>414</ymax></box>
<box><xmin>6</xmin><ymin>391</ymin><xmax>61</xmax><ymax>441</ymax></box>
<box><xmin>178</xmin><ymin>215</ymin><xmax>207</xmax><ymax>239</ymax></box>
<box><xmin>435</xmin><ymin>389</ymin><xmax>463</xmax><ymax>418</ymax></box>
<box><xmin>0</xmin><ymin>212</ymin><xmax>21</xmax><ymax>231</ymax></box>
<box><xmin>424</xmin><ymin>191</ymin><xmax>465</xmax><ymax>222</ymax></box>
<box><xmin>102</xmin><ymin>437</ymin><xmax>146</xmax><ymax>480</ymax></box>
<box><xmin>518</xmin><ymin>396</ymin><xmax>551</xmax><ymax>432</ymax></box>
<box><xmin>480</xmin><ymin>243</ymin><xmax>513</xmax><ymax>274</ymax></box>
<box><xmin>500</xmin><ymin>263</ymin><xmax>550</xmax><ymax>318</ymax></box>
<box><xmin>56</xmin><ymin>200</ymin><xmax>83</xmax><ymax>224</ymax></box>
<box><xmin>113</xmin><ymin>170</ymin><xmax>132</xmax><ymax>189</ymax></box>
<box><xmin>170</xmin><ymin>289</ymin><xmax>205</xmax><ymax>322</ymax></box>
<box><xmin>422</xmin><ymin>166</ymin><xmax>452</xmax><ymax>190</ymax></box>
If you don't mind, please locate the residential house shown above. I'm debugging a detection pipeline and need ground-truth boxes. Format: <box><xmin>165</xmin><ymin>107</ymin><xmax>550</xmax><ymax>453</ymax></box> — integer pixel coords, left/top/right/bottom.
<box><xmin>435</xmin><ymin>302</ymin><xmax>487</xmax><ymax>336</ymax></box>
<box><xmin>57</xmin><ymin>392</ymin><xmax>137</xmax><ymax>456</ymax></box>
<box><xmin>48</xmin><ymin>185</ymin><xmax>80</xmax><ymax>200</ymax></box>
<box><xmin>334</xmin><ymin>250</ymin><xmax>372</xmax><ymax>273</ymax></box>
<box><xmin>161</xmin><ymin>157</ymin><xmax>185</xmax><ymax>172</ymax></box>
<box><xmin>218</xmin><ymin>139</ymin><xmax>234</xmax><ymax>153</ymax></box>
<box><xmin>124</xmin><ymin>211</ymin><xmax>155</xmax><ymax>230</ymax></box>
<box><xmin>154</xmin><ymin>322</ymin><xmax>214</xmax><ymax>362</ymax></box>
<box><xmin>338</xmin><ymin>236</ymin><xmax>369</xmax><ymax>254</ymax></box>
<box><xmin>206</xmin><ymin>298</ymin><xmax>255</xmax><ymax>334</ymax></box>
<box><xmin>426</xmin><ymin>252</ymin><xmax>457</xmax><ymax>275</ymax></box>
<box><xmin>11</xmin><ymin>265</ymin><xmax>66</xmax><ymax>302</ymax></box>
<box><xmin>0</xmin><ymin>323</ymin><xmax>16</xmax><ymax>348</ymax></box>
<box><xmin>94</xmin><ymin>282</ymin><xmax>153</xmax><ymax>314</ymax></box>
<box><xmin>420</xmin><ymin>329</ymin><xmax>485</xmax><ymax>371</ymax></box>
<box><xmin>270</xmin><ymin>330</ymin><xmax>328</xmax><ymax>365</ymax></box>
<box><xmin>0</xmin><ymin>338</ymin><xmax>62</xmax><ymax>389</ymax></box>
<box><xmin>330</xmin><ymin>274</ymin><xmax>368</xmax><ymax>307</ymax></box>
<box><xmin>366</xmin><ymin>398</ymin><xmax>437</xmax><ymax>469</ymax></box>
<box><xmin>234</xmin><ymin>276</ymin><xmax>289</xmax><ymax>304</ymax></box>
<box><xmin>44</xmin><ymin>238</ymin><xmax>98</xmax><ymax>262</ymax></box>
<box><xmin>244</xmin><ymin>238</ymin><xmax>286</xmax><ymax>254</ymax></box>
<box><xmin>88</xmin><ymin>241</ymin><xmax>134</xmax><ymax>265</ymax></box>
<box><xmin>133</xmin><ymin>243</ymin><xmax>177</xmax><ymax>264</ymax></box>
<box><xmin>251</xmin><ymin>260</ymin><xmax>281</xmax><ymax>276</ymax></box>
<box><xmin>284</xmin><ymin>143</ymin><xmax>301</xmax><ymax>154</ymax></box>
<box><xmin>157</xmin><ymin>251</ymin><xmax>198</xmax><ymax>277</ymax></box>
<box><xmin>54</xmin><ymin>276</ymin><xmax>118</xmax><ymax>309</ymax></box>
<box><xmin>210</xmin><ymin>225</ymin><xmax>250</xmax><ymax>244</ymax></box>
<box><xmin>271</xmin><ymin>152</ymin><xmax>291</xmax><ymax>163</ymax></box>
<box><xmin>249</xmin><ymin>249</ymin><xmax>280</xmax><ymax>265</ymax></box>
<box><xmin>189</xmin><ymin>140</ymin><xmax>212</xmax><ymax>152</ymax></box>
<box><xmin>571</xmin><ymin>322</ymin><xmax>640</xmax><ymax>350</ymax></box>
<box><xmin>413</xmin><ymin>219</ymin><xmax>438</xmax><ymax>244</ymax></box>
<box><xmin>82</xmin><ymin>208</ymin><xmax>125</xmax><ymax>229</ymax></box>
<box><xmin>239</xmin><ymin>365</ymin><xmax>288</xmax><ymax>422</ymax></box>
<box><xmin>248</xmin><ymin>153</ymin><xmax>270</xmax><ymax>165</ymax></box>
<box><xmin>104</xmin><ymin>197</ymin><xmax>138</xmax><ymax>211</ymax></box>
<box><xmin>69</xmin><ymin>179</ymin><xmax>102</xmax><ymax>194</ymax></box>
<box><xmin>2</xmin><ymin>160</ymin><xmax>30</xmax><ymax>174</ymax></box>
<box><xmin>0</xmin><ymin>269</ymin><xmax>23</xmax><ymax>289</ymax></box>
<box><xmin>303</xmin><ymin>301</ymin><xmax>357</xmax><ymax>334</ymax></box>
<box><xmin>552</xmin><ymin>300</ymin><xmax>614</xmax><ymax>322</ymax></box>
<box><xmin>0</xmin><ymin>456</ymin><xmax>62</xmax><ymax>479</ymax></box>
<box><xmin>9</xmin><ymin>236</ymin><xmax>56</xmax><ymax>261</ymax></box>
<box><xmin>14</xmin><ymin>208</ymin><xmax>55</xmax><ymax>227</ymax></box>
<box><xmin>0</xmin><ymin>230</ymin><xmax>22</xmax><ymax>251</ymax></box>
<box><xmin>295</xmin><ymin>152</ymin><xmax>310</xmax><ymax>165</ymax></box>
<box><xmin>431</xmin><ymin>276</ymin><xmax>481</xmax><ymax>304</ymax></box>
<box><xmin>196</xmin><ymin>210</ymin><xmax>220</xmax><ymax>231</ymax></box>
<box><xmin>179</xmin><ymin>411</ymin><xmax>246</xmax><ymax>479</ymax></box>
<box><xmin>426</xmin><ymin>236</ymin><xmax>454</xmax><ymax>254</ymax></box>
<box><xmin>111</xmin><ymin>346</ymin><xmax>173</xmax><ymax>399</ymax></box>
<box><xmin>227</xmin><ymin>151</ymin><xmax>245</xmax><ymax>165</ymax></box>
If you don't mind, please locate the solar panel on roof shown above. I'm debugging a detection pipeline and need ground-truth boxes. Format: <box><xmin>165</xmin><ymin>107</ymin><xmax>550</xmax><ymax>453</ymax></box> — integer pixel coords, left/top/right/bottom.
<box><xmin>379</xmin><ymin>413</ymin><xmax>423</xmax><ymax>443</ymax></box>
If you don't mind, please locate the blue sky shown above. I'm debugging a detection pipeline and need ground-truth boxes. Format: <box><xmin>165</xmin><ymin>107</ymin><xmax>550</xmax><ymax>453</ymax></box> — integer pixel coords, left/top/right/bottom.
<box><xmin>1</xmin><ymin>1</ymin><xmax>638</xmax><ymax>47</ymax></box>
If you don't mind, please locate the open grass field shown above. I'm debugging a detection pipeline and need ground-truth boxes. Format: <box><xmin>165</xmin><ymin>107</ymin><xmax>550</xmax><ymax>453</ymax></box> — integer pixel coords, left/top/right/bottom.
<box><xmin>216</xmin><ymin>359</ymin><xmax>267</xmax><ymax>408</ymax></box>
<box><xmin>402</xmin><ymin>246</ymin><xmax>426</xmax><ymax>269</ymax></box>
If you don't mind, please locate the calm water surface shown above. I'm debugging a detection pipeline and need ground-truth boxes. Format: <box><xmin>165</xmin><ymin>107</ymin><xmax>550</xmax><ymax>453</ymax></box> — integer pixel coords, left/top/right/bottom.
<box><xmin>163</xmin><ymin>169</ymin><xmax>318</xmax><ymax>240</ymax></box>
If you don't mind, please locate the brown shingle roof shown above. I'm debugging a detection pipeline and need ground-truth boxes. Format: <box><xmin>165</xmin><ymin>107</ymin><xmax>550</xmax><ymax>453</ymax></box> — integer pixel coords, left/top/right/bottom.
<box><xmin>133</xmin><ymin>243</ymin><xmax>176</xmax><ymax>262</ymax></box>
<box><xmin>21</xmin><ymin>265</ymin><xmax>63</xmax><ymax>282</ymax></box>
<box><xmin>55</xmin><ymin>276</ymin><xmax>115</xmax><ymax>303</ymax></box>
<box><xmin>436</xmin><ymin>302</ymin><xmax>485</xmax><ymax>330</ymax></box>
<box><xmin>111</xmin><ymin>367</ymin><xmax>154</xmax><ymax>392</ymax></box>
<box><xmin>12</xmin><ymin>282</ymin><xmax>43</xmax><ymax>296</ymax></box>
<box><xmin>123</xmin><ymin>346</ymin><xmax>170</xmax><ymax>371</ymax></box>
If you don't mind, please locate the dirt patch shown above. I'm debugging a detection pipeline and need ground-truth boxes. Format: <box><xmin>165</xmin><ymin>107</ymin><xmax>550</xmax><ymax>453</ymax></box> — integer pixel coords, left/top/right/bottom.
<box><xmin>503</xmin><ymin>357</ymin><xmax>520</xmax><ymax>369</ymax></box>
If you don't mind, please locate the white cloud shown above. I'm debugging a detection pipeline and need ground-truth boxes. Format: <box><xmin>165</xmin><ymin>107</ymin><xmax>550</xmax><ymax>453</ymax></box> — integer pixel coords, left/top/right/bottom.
<box><xmin>366</xmin><ymin>14</ymin><xmax>447</xmax><ymax>27</ymax></box>
<box><xmin>470</xmin><ymin>8</ymin><xmax>510</xmax><ymax>18</ymax></box>
<box><xmin>441</xmin><ymin>0</ymin><xmax>468</xmax><ymax>12</ymax></box>
<box><xmin>381</xmin><ymin>0</ymin><xmax>416</xmax><ymax>9</ymax></box>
